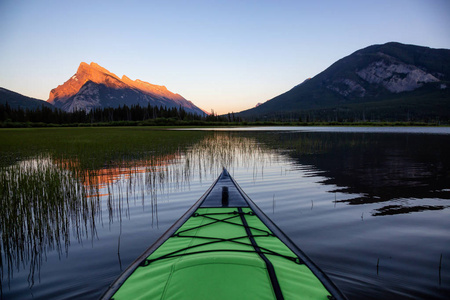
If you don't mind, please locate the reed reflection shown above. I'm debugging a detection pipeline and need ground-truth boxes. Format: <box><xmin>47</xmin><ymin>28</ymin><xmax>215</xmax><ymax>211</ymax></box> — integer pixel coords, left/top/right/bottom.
<box><xmin>2</xmin><ymin>130</ymin><xmax>448</xmax><ymax>295</ymax></box>
<box><xmin>0</xmin><ymin>156</ymin><xmax>90</xmax><ymax>289</ymax></box>
<box><xmin>0</xmin><ymin>132</ymin><xmax>274</xmax><ymax>292</ymax></box>
<box><xmin>0</xmin><ymin>156</ymin><xmax>185</xmax><ymax>290</ymax></box>
<box><xmin>184</xmin><ymin>132</ymin><xmax>275</xmax><ymax>179</ymax></box>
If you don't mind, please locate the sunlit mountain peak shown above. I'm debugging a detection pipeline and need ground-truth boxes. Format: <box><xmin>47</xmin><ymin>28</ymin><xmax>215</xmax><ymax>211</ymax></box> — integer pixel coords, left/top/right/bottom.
<box><xmin>46</xmin><ymin>62</ymin><xmax>206</xmax><ymax>115</ymax></box>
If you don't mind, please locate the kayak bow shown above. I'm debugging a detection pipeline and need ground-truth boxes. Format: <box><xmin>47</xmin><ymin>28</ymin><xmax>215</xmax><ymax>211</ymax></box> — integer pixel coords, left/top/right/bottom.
<box><xmin>101</xmin><ymin>168</ymin><xmax>346</xmax><ymax>300</ymax></box>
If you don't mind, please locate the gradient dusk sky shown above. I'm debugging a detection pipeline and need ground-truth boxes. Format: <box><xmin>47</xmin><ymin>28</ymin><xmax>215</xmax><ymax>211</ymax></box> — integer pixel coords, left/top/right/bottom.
<box><xmin>1</xmin><ymin>0</ymin><xmax>449</xmax><ymax>114</ymax></box>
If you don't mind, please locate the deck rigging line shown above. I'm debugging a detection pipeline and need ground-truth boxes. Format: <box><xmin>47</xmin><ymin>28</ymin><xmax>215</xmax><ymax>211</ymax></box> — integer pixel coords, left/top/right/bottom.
<box><xmin>139</xmin><ymin>210</ymin><xmax>303</xmax><ymax>270</ymax></box>
<box><xmin>238</xmin><ymin>207</ymin><xmax>284</xmax><ymax>300</ymax></box>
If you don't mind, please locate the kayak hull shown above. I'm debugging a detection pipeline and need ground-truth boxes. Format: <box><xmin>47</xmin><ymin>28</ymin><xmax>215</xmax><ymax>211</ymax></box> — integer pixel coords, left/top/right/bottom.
<box><xmin>100</xmin><ymin>169</ymin><xmax>346</xmax><ymax>300</ymax></box>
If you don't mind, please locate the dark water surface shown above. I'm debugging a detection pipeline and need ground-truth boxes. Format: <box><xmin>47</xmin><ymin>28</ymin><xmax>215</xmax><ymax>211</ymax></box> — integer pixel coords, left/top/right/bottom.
<box><xmin>1</xmin><ymin>127</ymin><xmax>449</xmax><ymax>299</ymax></box>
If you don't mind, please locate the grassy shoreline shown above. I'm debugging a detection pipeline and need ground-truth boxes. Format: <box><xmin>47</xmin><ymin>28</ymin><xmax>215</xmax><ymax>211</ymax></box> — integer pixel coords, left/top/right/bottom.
<box><xmin>0</xmin><ymin>127</ymin><xmax>210</xmax><ymax>169</ymax></box>
<box><xmin>1</xmin><ymin>119</ymin><xmax>448</xmax><ymax>128</ymax></box>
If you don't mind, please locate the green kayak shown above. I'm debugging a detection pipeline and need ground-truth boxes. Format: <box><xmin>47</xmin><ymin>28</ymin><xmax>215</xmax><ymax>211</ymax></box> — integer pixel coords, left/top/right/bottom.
<box><xmin>101</xmin><ymin>169</ymin><xmax>346</xmax><ymax>300</ymax></box>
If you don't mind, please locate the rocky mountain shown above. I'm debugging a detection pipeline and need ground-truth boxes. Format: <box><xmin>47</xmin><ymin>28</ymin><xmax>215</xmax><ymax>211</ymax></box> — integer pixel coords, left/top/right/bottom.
<box><xmin>0</xmin><ymin>87</ymin><xmax>53</xmax><ymax>110</ymax></box>
<box><xmin>238</xmin><ymin>42</ymin><xmax>450</xmax><ymax>121</ymax></box>
<box><xmin>48</xmin><ymin>62</ymin><xmax>206</xmax><ymax>116</ymax></box>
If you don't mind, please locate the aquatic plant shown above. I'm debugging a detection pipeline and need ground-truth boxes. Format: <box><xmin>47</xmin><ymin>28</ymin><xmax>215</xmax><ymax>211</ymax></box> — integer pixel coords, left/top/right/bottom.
<box><xmin>0</xmin><ymin>156</ymin><xmax>90</xmax><ymax>287</ymax></box>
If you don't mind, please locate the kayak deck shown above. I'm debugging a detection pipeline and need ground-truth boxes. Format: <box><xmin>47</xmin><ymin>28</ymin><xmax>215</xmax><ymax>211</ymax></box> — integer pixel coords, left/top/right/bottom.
<box><xmin>102</xmin><ymin>169</ymin><xmax>346</xmax><ymax>300</ymax></box>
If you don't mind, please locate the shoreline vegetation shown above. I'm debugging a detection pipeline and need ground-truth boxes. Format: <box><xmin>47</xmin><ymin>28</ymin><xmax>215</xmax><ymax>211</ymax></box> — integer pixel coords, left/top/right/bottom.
<box><xmin>1</xmin><ymin>102</ymin><xmax>447</xmax><ymax>128</ymax></box>
<box><xmin>0</xmin><ymin>119</ymin><xmax>448</xmax><ymax>128</ymax></box>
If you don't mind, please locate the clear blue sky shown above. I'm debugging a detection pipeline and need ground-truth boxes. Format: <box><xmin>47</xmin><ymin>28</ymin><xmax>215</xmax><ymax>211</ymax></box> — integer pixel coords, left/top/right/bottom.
<box><xmin>1</xmin><ymin>0</ymin><xmax>449</xmax><ymax>114</ymax></box>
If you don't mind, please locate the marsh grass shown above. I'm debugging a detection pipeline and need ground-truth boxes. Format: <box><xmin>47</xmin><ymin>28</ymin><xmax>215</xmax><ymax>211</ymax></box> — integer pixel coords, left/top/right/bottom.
<box><xmin>0</xmin><ymin>127</ymin><xmax>207</xmax><ymax>169</ymax></box>
<box><xmin>1</xmin><ymin>127</ymin><xmax>448</xmax><ymax>299</ymax></box>
<box><xmin>0</xmin><ymin>127</ymin><xmax>308</xmax><ymax>293</ymax></box>
<box><xmin>0</xmin><ymin>127</ymin><xmax>210</xmax><ymax>291</ymax></box>
<box><xmin>184</xmin><ymin>132</ymin><xmax>275</xmax><ymax>179</ymax></box>
<box><xmin>0</xmin><ymin>128</ymin><xmax>350</xmax><ymax>290</ymax></box>
<box><xmin>0</xmin><ymin>156</ymin><xmax>88</xmax><ymax>288</ymax></box>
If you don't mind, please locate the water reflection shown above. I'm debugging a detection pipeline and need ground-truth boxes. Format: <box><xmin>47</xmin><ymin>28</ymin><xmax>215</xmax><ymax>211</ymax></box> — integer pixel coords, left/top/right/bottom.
<box><xmin>1</xmin><ymin>130</ymin><xmax>449</xmax><ymax>298</ymax></box>
<box><xmin>246</xmin><ymin>131</ymin><xmax>450</xmax><ymax>216</ymax></box>
<box><xmin>0</xmin><ymin>157</ymin><xmax>179</xmax><ymax>291</ymax></box>
<box><xmin>372</xmin><ymin>204</ymin><xmax>447</xmax><ymax>216</ymax></box>
<box><xmin>184</xmin><ymin>132</ymin><xmax>276</xmax><ymax>178</ymax></box>
<box><xmin>0</xmin><ymin>132</ymin><xmax>274</xmax><ymax>292</ymax></box>
<box><xmin>0</xmin><ymin>157</ymin><xmax>90</xmax><ymax>289</ymax></box>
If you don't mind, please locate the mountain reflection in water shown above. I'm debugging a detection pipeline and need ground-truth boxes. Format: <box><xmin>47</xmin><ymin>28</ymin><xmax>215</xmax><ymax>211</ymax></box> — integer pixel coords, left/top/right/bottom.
<box><xmin>1</xmin><ymin>129</ymin><xmax>449</xmax><ymax>299</ymax></box>
<box><xmin>248</xmin><ymin>131</ymin><xmax>450</xmax><ymax>216</ymax></box>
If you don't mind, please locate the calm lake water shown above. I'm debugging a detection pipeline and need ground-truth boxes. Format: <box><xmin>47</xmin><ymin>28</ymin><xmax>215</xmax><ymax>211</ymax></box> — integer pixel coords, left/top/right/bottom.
<box><xmin>1</xmin><ymin>127</ymin><xmax>449</xmax><ymax>299</ymax></box>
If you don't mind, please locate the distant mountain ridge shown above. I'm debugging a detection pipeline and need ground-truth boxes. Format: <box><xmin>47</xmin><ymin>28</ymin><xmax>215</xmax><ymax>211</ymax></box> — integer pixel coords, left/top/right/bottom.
<box><xmin>0</xmin><ymin>87</ymin><xmax>53</xmax><ymax>110</ymax></box>
<box><xmin>48</xmin><ymin>62</ymin><xmax>206</xmax><ymax>115</ymax></box>
<box><xmin>238</xmin><ymin>42</ymin><xmax>450</xmax><ymax>121</ymax></box>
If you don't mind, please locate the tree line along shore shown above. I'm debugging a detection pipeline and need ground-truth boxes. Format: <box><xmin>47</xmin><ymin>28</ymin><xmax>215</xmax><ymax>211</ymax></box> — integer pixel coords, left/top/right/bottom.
<box><xmin>0</xmin><ymin>103</ymin><xmax>446</xmax><ymax>128</ymax></box>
